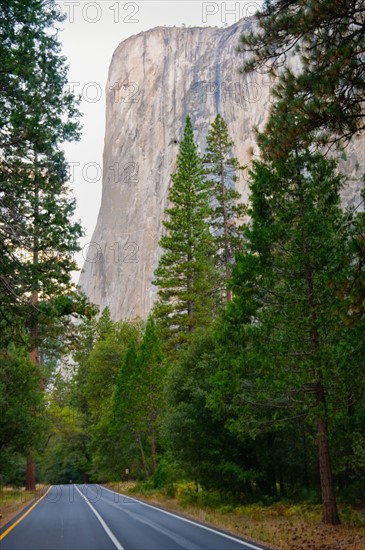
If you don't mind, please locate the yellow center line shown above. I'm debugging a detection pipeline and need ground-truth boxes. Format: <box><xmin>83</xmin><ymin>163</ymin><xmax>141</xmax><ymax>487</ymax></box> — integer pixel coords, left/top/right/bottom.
<box><xmin>0</xmin><ymin>486</ymin><xmax>53</xmax><ymax>541</ymax></box>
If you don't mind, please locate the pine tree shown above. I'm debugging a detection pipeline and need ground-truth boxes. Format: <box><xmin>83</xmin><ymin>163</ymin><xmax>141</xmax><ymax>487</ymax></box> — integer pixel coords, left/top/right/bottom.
<box><xmin>0</xmin><ymin>0</ymin><xmax>83</xmax><ymax>345</ymax></box>
<box><xmin>0</xmin><ymin>0</ymin><xmax>81</xmax><ymax>327</ymax></box>
<box><xmin>0</xmin><ymin>0</ymin><xmax>82</xmax><ymax>488</ymax></box>
<box><xmin>154</xmin><ymin>116</ymin><xmax>216</xmax><ymax>352</ymax></box>
<box><xmin>111</xmin><ymin>337</ymin><xmax>150</xmax><ymax>480</ymax></box>
<box><xmin>109</xmin><ymin>316</ymin><xmax>164</xmax><ymax>478</ymax></box>
<box><xmin>137</xmin><ymin>315</ymin><xmax>164</xmax><ymax>474</ymax></box>
<box><xmin>203</xmin><ymin>114</ymin><xmax>246</xmax><ymax>303</ymax></box>
<box><xmin>239</xmin><ymin>0</ymin><xmax>365</xmax><ymax>156</ymax></box>
<box><xmin>210</xmin><ymin>151</ymin><xmax>360</xmax><ymax>524</ymax></box>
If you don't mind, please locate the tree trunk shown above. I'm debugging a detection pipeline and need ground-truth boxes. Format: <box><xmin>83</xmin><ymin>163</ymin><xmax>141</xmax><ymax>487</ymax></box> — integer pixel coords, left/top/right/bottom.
<box><xmin>150</xmin><ymin>416</ymin><xmax>157</xmax><ymax>475</ymax></box>
<box><xmin>302</xmin><ymin>424</ymin><xmax>310</xmax><ymax>489</ymax></box>
<box><xmin>26</xmin><ymin>288</ymin><xmax>38</xmax><ymax>491</ymax></box>
<box><xmin>27</xmin><ymin>168</ymin><xmax>40</xmax><ymax>492</ymax></box>
<box><xmin>26</xmin><ymin>453</ymin><xmax>36</xmax><ymax>491</ymax></box>
<box><xmin>220</xmin><ymin>161</ymin><xmax>232</xmax><ymax>303</ymax></box>
<box><xmin>226</xmin><ymin>287</ymin><xmax>232</xmax><ymax>302</ymax></box>
<box><xmin>136</xmin><ymin>432</ymin><xmax>149</xmax><ymax>480</ymax></box>
<box><xmin>266</xmin><ymin>433</ymin><xmax>277</xmax><ymax>496</ymax></box>
<box><xmin>300</xmin><ymin>189</ymin><xmax>340</xmax><ymax>525</ymax></box>
<box><xmin>278</xmin><ymin>468</ymin><xmax>285</xmax><ymax>497</ymax></box>
<box><xmin>187</xmin><ymin>240</ymin><xmax>193</xmax><ymax>330</ymax></box>
<box><xmin>316</xmin><ymin>382</ymin><xmax>340</xmax><ymax>524</ymax></box>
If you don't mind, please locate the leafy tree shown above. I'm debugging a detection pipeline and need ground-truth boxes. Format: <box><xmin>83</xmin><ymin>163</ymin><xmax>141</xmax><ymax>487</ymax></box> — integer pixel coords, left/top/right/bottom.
<box><xmin>0</xmin><ymin>346</ymin><xmax>46</xmax><ymax>480</ymax></box>
<box><xmin>72</xmin><ymin>311</ymin><xmax>142</xmax><ymax>481</ymax></box>
<box><xmin>154</xmin><ymin>116</ymin><xmax>216</xmax><ymax>353</ymax></box>
<box><xmin>111</xmin><ymin>317</ymin><xmax>164</xmax><ymax>479</ymax></box>
<box><xmin>203</xmin><ymin>114</ymin><xmax>246</xmax><ymax>302</ymax></box>
<box><xmin>86</xmin><ymin>330</ymin><xmax>127</xmax><ymax>414</ymax></box>
<box><xmin>210</xmin><ymin>151</ymin><xmax>362</xmax><ymax>524</ymax></box>
<box><xmin>40</xmin><ymin>364</ymin><xmax>102</xmax><ymax>484</ymax></box>
<box><xmin>239</xmin><ymin>0</ymin><xmax>365</xmax><ymax>157</ymax></box>
<box><xmin>42</xmin><ymin>399</ymin><xmax>89</xmax><ymax>484</ymax></box>
<box><xmin>162</xmin><ymin>328</ymin><xmax>257</xmax><ymax>497</ymax></box>
<box><xmin>84</xmin><ymin>315</ymin><xmax>141</xmax><ymax>415</ymax></box>
<box><xmin>111</xmin><ymin>337</ymin><xmax>150</xmax><ymax>479</ymax></box>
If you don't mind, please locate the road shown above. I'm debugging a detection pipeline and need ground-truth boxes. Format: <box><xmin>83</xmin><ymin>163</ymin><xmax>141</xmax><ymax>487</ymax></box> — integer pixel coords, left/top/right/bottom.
<box><xmin>0</xmin><ymin>484</ymin><xmax>271</xmax><ymax>550</ymax></box>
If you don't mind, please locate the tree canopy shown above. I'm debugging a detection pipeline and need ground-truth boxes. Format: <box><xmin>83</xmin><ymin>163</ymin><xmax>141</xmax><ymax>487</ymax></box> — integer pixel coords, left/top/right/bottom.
<box><xmin>240</xmin><ymin>0</ymin><xmax>365</xmax><ymax>156</ymax></box>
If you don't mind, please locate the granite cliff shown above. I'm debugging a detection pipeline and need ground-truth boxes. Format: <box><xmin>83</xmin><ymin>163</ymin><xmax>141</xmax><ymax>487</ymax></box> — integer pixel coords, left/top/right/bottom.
<box><xmin>79</xmin><ymin>18</ymin><xmax>364</xmax><ymax>320</ymax></box>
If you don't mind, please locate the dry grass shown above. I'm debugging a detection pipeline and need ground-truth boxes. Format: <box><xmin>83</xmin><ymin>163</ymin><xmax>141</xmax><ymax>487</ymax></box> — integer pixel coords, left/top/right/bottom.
<box><xmin>0</xmin><ymin>485</ymin><xmax>45</xmax><ymax>528</ymax></box>
<box><xmin>103</xmin><ymin>483</ymin><xmax>365</xmax><ymax>550</ymax></box>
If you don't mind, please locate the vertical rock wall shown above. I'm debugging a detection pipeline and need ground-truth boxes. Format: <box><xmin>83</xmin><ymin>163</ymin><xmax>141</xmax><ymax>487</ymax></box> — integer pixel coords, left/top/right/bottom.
<box><xmin>79</xmin><ymin>18</ymin><xmax>364</xmax><ymax>320</ymax></box>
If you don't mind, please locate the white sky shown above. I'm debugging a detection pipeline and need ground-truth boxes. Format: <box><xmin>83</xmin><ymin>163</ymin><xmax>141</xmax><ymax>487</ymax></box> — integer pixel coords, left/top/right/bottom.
<box><xmin>56</xmin><ymin>1</ymin><xmax>261</xmax><ymax>277</ymax></box>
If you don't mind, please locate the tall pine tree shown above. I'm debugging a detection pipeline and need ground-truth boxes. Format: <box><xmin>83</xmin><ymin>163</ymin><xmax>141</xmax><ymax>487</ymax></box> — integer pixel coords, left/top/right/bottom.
<box><xmin>203</xmin><ymin>114</ymin><xmax>246</xmax><ymax>303</ymax></box>
<box><xmin>210</xmin><ymin>150</ymin><xmax>361</xmax><ymax>524</ymax></box>
<box><xmin>111</xmin><ymin>337</ymin><xmax>150</xmax><ymax>480</ymax></box>
<box><xmin>239</xmin><ymin>0</ymin><xmax>365</xmax><ymax>156</ymax></box>
<box><xmin>0</xmin><ymin>0</ymin><xmax>82</xmax><ymax>488</ymax></box>
<box><xmin>0</xmin><ymin>0</ymin><xmax>81</xmax><ymax>328</ymax></box>
<box><xmin>154</xmin><ymin>116</ymin><xmax>216</xmax><ymax>353</ymax></box>
<box><xmin>137</xmin><ymin>315</ymin><xmax>164</xmax><ymax>475</ymax></box>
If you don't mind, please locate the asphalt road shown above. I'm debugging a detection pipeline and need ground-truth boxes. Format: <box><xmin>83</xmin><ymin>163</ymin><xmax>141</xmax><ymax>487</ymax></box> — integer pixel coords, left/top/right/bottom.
<box><xmin>0</xmin><ymin>484</ymin><xmax>271</xmax><ymax>550</ymax></box>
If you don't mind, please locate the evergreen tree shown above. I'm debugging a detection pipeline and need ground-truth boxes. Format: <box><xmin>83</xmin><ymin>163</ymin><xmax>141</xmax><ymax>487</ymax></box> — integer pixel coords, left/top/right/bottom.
<box><xmin>0</xmin><ymin>0</ymin><xmax>82</xmax><ymax>488</ymax></box>
<box><xmin>154</xmin><ymin>116</ymin><xmax>216</xmax><ymax>352</ymax></box>
<box><xmin>203</xmin><ymin>114</ymin><xmax>246</xmax><ymax>302</ymax></box>
<box><xmin>210</xmin><ymin>151</ymin><xmax>361</xmax><ymax>524</ymax></box>
<box><xmin>163</xmin><ymin>328</ymin><xmax>254</xmax><ymax>496</ymax></box>
<box><xmin>111</xmin><ymin>337</ymin><xmax>150</xmax><ymax>480</ymax></box>
<box><xmin>137</xmin><ymin>315</ymin><xmax>164</xmax><ymax>474</ymax></box>
<box><xmin>0</xmin><ymin>0</ymin><xmax>81</xmax><ymax>328</ymax></box>
<box><xmin>110</xmin><ymin>316</ymin><xmax>164</xmax><ymax>478</ymax></box>
<box><xmin>239</xmin><ymin>0</ymin><xmax>365</xmax><ymax>157</ymax></box>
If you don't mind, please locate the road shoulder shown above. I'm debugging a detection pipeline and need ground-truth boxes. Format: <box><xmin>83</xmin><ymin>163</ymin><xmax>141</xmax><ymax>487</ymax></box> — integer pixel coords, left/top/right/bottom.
<box><xmin>0</xmin><ymin>487</ymin><xmax>50</xmax><ymax>538</ymax></box>
<box><xmin>101</xmin><ymin>483</ymin><xmax>275</xmax><ymax>550</ymax></box>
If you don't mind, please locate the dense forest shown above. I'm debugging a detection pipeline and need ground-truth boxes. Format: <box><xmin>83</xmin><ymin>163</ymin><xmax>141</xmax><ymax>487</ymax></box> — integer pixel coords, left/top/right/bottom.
<box><xmin>1</xmin><ymin>0</ymin><xmax>364</xmax><ymax>529</ymax></box>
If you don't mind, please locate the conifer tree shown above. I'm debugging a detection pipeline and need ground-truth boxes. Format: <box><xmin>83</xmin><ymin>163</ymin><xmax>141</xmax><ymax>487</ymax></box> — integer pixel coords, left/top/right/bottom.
<box><xmin>203</xmin><ymin>114</ymin><xmax>246</xmax><ymax>302</ymax></box>
<box><xmin>137</xmin><ymin>315</ymin><xmax>164</xmax><ymax>474</ymax></box>
<box><xmin>210</xmin><ymin>151</ymin><xmax>361</xmax><ymax>524</ymax></box>
<box><xmin>0</xmin><ymin>0</ymin><xmax>83</xmax><ymax>347</ymax></box>
<box><xmin>239</xmin><ymin>0</ymin><xmax>365</xmax><ymax>156</ymax></box>
<box><xmin>154</xmin><ymin>116</ymin><xmax>216</xmax><ymax>352</ymax></box>
<box><xmin>0</xmin><ymin>0</ymin><xmax>82</xmax><ymax>489</ymax></box>
<box><xmin>111</xmin><ymin>337</ymin><xmax>150</xmax><ymax>480</ymax></box>
<box><xmin>0</xmin><ymin>0</ymin><xmax>82</xmax><ymax>328</ymax></box>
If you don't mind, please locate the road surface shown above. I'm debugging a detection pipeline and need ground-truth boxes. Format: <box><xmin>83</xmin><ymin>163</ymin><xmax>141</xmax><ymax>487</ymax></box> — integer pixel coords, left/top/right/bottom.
<box><xmin>0</xmin><ymin>484</ymin><xmax>272</xmax><ymax>550</ymax></box>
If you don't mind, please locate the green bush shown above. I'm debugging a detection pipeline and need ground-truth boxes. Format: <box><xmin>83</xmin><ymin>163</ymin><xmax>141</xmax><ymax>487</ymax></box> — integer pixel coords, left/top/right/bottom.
<box><xmin>128</xmin><ymin>480</ymin><xmax>155</xmax><ymax>494</ymax></box>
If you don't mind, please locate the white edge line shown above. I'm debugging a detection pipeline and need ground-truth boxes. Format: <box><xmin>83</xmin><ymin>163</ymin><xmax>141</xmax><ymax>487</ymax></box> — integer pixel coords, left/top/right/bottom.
<box><xmin>98</xmin><ymin>484</ymin><xmax>267</xmax><ymax>550</ymax></box>
<box><xmin>75</xmin><ymin>484</ymin><xmax>124</xmax><ymax>550</ymax></box>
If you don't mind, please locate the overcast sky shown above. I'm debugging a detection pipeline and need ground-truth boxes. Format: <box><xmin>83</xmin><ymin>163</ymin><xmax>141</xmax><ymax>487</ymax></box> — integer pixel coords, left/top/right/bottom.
<box><xmin>56</xmin><ymin>1</ymin><xmax>261</xmax><ymax>277</ymax></box>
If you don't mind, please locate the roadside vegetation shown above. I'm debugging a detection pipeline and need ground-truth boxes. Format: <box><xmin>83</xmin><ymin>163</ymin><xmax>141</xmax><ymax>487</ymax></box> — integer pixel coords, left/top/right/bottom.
<box><xmin>0</xmin><ymin>485</ymin><xmax>46</xmax><ymax>528</ymax></box>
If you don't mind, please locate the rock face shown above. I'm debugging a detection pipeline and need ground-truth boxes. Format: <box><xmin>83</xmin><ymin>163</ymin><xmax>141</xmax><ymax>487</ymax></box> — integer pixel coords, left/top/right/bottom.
<box><xmin>79</xmin><ymin>18</ymin><xmax>365</xmax><ymax>321</ymax></box>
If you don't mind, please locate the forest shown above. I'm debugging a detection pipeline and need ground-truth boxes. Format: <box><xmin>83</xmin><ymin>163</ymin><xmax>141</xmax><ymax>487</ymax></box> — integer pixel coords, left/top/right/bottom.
<box><xmin>1</xmin><ymin>0</ymin><xmax>364</xmax><ymax>533</ymax></box>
